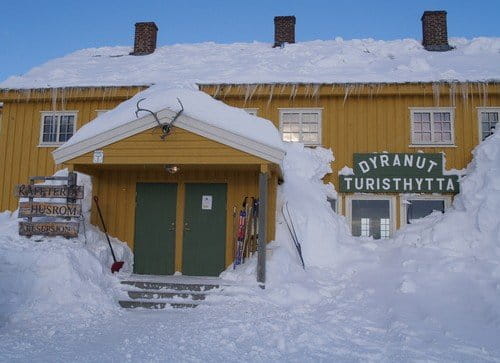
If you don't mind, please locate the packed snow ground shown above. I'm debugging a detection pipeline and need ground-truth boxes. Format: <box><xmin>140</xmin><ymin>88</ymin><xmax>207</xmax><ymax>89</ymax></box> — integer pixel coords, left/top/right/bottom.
<box><xmin>1</xmin><ymin>132</ymin><xmax>500</xmax><ymax>361</ymax></box>
<box><xmin>1</xmin><ymin>37</ymin><xmax>500</xmax><ymax>89</ymax></box>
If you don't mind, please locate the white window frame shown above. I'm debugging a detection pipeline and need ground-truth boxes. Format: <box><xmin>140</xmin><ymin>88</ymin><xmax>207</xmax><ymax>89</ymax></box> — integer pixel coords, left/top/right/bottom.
<box><xmin>400</xmin><ymin>194</ymin><xmax>451</xmax><ymax>227</ymax></box>
<box><xmin>243</xmin><ymin>108</ymin><xmax>258</xmax><ymax>116</ymax></box>
<box><xmin>278</xmin><ymin>108</ymin><xmax>323</xmax><ymax>146</ymax></box>
<box><xmin>477</xmin><ymin>107</ymin><xmax>500</xmax><ymax>143</ymax></box>
<box><xmin>39</xmin><ymin>111</ymin><xmax>78</xmax><ymax>147</ymax></box>
<box><xmin>345</xmin><ymin>194</ymin><xmax>397</xmax><ymax>239</ymax></box>
<box><xmin>409</xmin><ymin>107</ymin><xmax>455</xmax><ymax>147</ymax></box>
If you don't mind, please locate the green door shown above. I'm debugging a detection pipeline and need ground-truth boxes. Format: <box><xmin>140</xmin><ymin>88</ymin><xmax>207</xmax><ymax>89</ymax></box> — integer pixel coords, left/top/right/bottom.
<box><xmin>183</xmin><ymin>183</ymin><xmax>227</xmax><ymax>276</ymax></box>
<box><xmin>134</xmin><ymin>183</ymin><xmax>177</xmax><ymax>275</ymax></box>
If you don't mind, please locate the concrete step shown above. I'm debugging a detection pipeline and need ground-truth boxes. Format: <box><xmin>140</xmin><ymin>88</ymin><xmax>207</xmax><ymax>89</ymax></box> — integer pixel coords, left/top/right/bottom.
<box><xmin>127</xmin><ymin>290</ymin><xmax>206</xmax><ymax>301</ymax></box>
<box><xmin>121</xmin><ymin>280</ymin><xmax>220</xmax><ymax>292</ymax></box>
<box><xmin>119</xmin><ymin>300</ymin><xmax>198</xmax><ymax>309</ymax></box>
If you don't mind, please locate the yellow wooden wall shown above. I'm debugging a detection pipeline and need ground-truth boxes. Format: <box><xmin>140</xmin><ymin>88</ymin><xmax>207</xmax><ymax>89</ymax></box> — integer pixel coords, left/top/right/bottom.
<box><xmin>75</xmin><ymin>165</ymin><xmax>277</xmax><ymax>271</ymax></box>
<box><xmin>201</xmin><ymin>83</ymin><xmax>500</xmax><ymax>184</ymax></box>
<box><xmin>0</xmin><ymin>87</ymin><xmax>144</xmax><ymax>211</ymax></box>
<box><xmin>70</xmin><ymin>127</ymin><xmax>268</xmax><ymax>165</ymax></box>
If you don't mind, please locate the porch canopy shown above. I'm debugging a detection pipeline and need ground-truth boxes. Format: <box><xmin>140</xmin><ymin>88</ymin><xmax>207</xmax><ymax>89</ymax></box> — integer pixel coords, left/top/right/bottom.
<box><xmin>53</xmin><ymin>86</ymin><xmax>284</xmax><ymax>284</ymax></box>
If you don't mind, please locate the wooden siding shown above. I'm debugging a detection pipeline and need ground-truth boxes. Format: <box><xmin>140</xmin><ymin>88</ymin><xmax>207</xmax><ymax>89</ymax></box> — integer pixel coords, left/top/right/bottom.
<box><xmin>75</xmin><ymin>165</ymin><xmax>277</xmax><ymax>271</ymax></box>
<box><xmin>0</xmin><ymin>87</ymin><xmax>144</xmax><ymax>211</ymax></box>
<box><xmin>201</xmin><ymin>83</ymin><xmax>500</xmax><ymax>184</ymax></box>
<box><xmin>68</xmin><ymin>127</ymin><xmax>269</xmax><ymax>165</ymax></box>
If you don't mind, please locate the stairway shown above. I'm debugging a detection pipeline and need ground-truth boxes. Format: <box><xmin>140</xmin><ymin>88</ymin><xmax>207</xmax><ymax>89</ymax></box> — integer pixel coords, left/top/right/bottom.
<box><xmin>118</xmin><ymin>278</ymin><xmax>224</xmax><ymax>309</ymax></box>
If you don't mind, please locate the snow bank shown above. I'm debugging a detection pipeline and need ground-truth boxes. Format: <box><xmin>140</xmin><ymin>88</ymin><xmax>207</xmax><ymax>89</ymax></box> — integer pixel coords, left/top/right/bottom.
<box><xmin>57</xmin><ymin>85</ymin><xmax>284</xmax><ymax>153</ymax></box>
<box><xmin>0</xmin><ymin>170</ymin><xmax>132</xmax><ymax>323</ymax></box>
<box><xmin>1</xmin><ymin>37</ymin><xmax>499</xmax><ymax>89</ymax></box>
<box><xmin>392</xmin><ymin>128</ymin><xmax>500</xmax><ymax>257</ymax></box>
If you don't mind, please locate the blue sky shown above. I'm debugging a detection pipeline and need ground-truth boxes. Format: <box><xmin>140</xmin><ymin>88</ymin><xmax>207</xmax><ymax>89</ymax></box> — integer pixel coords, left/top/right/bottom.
<box><xmin>1</xmin><ymin>0</ymin><xmax>498</xmax><ymax>83</ymax></box>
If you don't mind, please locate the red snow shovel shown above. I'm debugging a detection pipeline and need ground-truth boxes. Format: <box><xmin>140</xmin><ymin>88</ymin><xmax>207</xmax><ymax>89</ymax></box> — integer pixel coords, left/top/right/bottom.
<box><xmin>93</xmin><ymin>196</ymin><xmax>124</xmax><ymax>273</ymax></box>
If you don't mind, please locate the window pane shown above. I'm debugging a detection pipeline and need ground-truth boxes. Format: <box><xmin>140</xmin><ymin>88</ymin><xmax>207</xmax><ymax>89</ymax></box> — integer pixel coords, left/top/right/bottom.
<box><xmin>422</xmin><ymin>122</ymin><xmax>431</xmax><ymax>132</ymax></box>
<box><xmin>282</xmin><ymin>113</ymin><xmax>300</xmax><ymax>123</ymax></box>
<box><xmin>414</xmin><ymin>113</ymin><xmax>422</xmax><ymax>122</ymax></box>
<box><xmin>422</xmin><ymin>113</ymin><xmax>431</xmax><ymax>122</ymax></box>
<box><xmin>42</xmin><ymin>115</ymin><xmax>57</xmax><ymax>143</ymax></box>
<box><xmin>406</xmin><ymin>200</ymin><xmax>445</xmax><ymax>224</ymax></box>
<box><xmin>351</xmin><ymin>199</ymin><xmax>390</xmax><ymax>240</ymax></box>
<box><xmin>58</xmin><ymin>115</ymin><xmax>75</xmax><ymax>142</ymax></box>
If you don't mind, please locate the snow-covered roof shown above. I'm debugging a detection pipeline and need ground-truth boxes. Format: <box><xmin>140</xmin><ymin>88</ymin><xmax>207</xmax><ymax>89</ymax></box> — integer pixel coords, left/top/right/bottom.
<box><xmin>2</xmin><ymin>37</ymin><xmax>500</xmax><ymax>89</ymax></box>
<box><xmin>52</xmin><ymin>86</ymin><xmax>285</xmax><ymax>164</ymax></box>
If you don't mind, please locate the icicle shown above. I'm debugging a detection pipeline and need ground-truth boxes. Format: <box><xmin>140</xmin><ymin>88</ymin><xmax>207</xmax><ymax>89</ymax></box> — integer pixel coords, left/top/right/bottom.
<box><xmin>51</xmin><ymin>88</ymin><xmax>57</xmax><ymax>113</ymax></box>
<box><xmin>279</xmin><ymin>84</ymin><xmax>286</xmax><ymax>95</ymax></box>
<box><xmin>460</xmin><ymin>83</ymin><xmax>469</xmax><ymax>105</ymax></box>
<box><xmin>304</xmin><ymin>84</ymin><xmax>312</xmax><ymax>98</ymax></box>
<box><xmin>343</xmin><ymin>84</ymin><xmax>354</xmax><ymax>106</ymax></box>
<box><xmin>267</xmin><ymin>84</ymin><xmax>275</xmax><ymax>107</ymax></box>
<box><xmin>312</xmin><ymin>84</ymin><xmax>320</xmax><ymax>99</ymax></box>
<box><xmin>449</xmin><ymin>82</ymin><xmax>457</xmax><ymax>108</ymax></box>
<box><xmin>481</xmin><ymin>82</ymin><xmax>488</xmax><ymax>107</ymax></box>
<box><xmin>214</xmin><ymin>84</ymin><xmax>221</xmax><ymax>98</ymax></box>
<box><xmin>60</xmin><ymin>87</ymin><xmax>66</xmax><ymax>110</ymax></box>
<box><xmin>432</xmin><ymin>83</ymin><xmax>441</xmax><ymax>107</ymax></box>
<box><xmin>289</xmin><ymin>84</ymin><xmax>298</xmax><ymax>100</ymax></box>
<box><xmin>224</xmin><ymin>84</ymin><xmax>233</xmax><ymax>98</ymax></box>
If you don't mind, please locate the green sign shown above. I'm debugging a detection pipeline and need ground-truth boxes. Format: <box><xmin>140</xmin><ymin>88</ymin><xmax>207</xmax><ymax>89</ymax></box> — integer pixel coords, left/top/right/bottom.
<box><xmin>339</xmin><ymin>153</ymin><xmax>460</xmax><ymax>194</ymax></box>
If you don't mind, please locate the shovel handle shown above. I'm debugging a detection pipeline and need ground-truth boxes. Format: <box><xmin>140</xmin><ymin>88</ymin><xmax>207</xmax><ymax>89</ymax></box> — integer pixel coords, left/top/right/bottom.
<box><xmin>93</xmin><ymin>196</ymin><xmax>117</xmax><ymax>263</ymax></box>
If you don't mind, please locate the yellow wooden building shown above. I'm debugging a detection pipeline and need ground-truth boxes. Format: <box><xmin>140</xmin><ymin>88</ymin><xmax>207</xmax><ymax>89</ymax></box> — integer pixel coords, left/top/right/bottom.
<box><xmin>1</xmin><ymin>12</ymin><xmax>499</xmax><ymax>277</ymax></box>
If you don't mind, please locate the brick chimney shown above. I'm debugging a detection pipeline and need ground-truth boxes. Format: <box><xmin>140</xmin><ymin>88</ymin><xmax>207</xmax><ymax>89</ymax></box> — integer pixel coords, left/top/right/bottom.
<box><xmin>274</xmin><ymin>16</ymin><xmax>296</xmax><ymax>47</ymax></box>
<box><xmin>421</xmin><ymin>11</ymin><xmax>452</xmax><ymax>51</ymax></box>
<box><xmin>130</xmin><ymin>22</ymin><xmax>158</xmax><ymax>55</ymax></box>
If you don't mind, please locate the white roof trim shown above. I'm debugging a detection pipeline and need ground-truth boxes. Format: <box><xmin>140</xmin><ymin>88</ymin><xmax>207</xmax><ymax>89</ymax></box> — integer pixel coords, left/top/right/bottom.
<box><xmin>52</xmin><ymin>108</ymin><xmax>285</xmax><ymax>165</ymax></box>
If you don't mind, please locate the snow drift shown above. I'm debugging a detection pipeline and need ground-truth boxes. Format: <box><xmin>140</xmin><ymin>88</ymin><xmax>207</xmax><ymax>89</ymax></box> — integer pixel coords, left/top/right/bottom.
<box><xmin>0</xmin><ymin>171</ymin><xmax>132</xmax><ymax>323</ymax></box>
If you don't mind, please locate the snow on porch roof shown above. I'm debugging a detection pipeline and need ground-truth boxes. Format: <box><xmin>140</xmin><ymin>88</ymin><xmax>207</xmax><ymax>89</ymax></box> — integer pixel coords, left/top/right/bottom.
<box><xmin>52</xmin><ymin>86</ymin><xmax>286</xmax><ymax>165</ymax></box>
<box><xmin>2</xmin><ymin>37</ymin><xmax>500</xmax><ymax>89</ymax></box>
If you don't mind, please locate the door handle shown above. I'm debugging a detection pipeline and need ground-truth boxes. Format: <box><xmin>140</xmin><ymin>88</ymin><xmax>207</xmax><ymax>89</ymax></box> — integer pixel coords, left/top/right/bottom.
<box><xmin>184</xmin><ymin>222</ymin><xmax>190</xmax><ymax>231</ymax></box>
<box><xmin>169</xmin><ymin>222</ymin><xmax>175</xmax><ymax>231</ymax></box>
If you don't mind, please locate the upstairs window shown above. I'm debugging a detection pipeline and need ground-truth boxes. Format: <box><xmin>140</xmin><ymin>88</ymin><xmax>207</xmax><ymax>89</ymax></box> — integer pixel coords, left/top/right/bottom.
<box><xmin>478</xmin><ymin>108</ymin><xmax>499</xmax><ymax>141</ymax></box>
<box><xmin>410</xmin><ymin>108</ymin><xmax>454</xmax><ymax>146</ymax></box>
<box><xmin>279</xmin><ymin>108</ymin><xmax>322</xmax><ymax>146</ymax></box>
<box><xmin>39</xmin><ymin>111</ymin><xmax>77</xmax><ymax>146</ymax></box>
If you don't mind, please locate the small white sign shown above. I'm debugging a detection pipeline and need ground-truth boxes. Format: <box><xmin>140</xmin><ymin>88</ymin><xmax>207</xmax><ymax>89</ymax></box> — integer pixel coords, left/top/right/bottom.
<box><xmin>93</xmin><ymin>150</ymin><xmax>104</xmax><ymax>164</ymax></box>
<box><xmin>202</xmin><ymin>195</ymin><xmax>213</xmax><ymax>210</ymax></box>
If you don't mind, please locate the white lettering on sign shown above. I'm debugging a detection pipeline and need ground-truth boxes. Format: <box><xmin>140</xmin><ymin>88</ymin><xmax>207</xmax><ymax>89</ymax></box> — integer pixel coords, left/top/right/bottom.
<box><xmin>202</xmin><ymin>195</ymin><xmax>213</xmax><ymax>210</ymax></box>
<box><xmin>93</xmin><ymin>150</ymin><xmax>104</xmax><ymax>164</ymax></box>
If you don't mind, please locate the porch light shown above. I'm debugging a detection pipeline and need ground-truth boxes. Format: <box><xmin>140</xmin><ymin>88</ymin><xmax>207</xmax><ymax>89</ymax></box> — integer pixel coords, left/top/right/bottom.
<box><xmin>165</xmin><ymin>165</ymin><xmax>179</xmax><ymax>174</ymax></box>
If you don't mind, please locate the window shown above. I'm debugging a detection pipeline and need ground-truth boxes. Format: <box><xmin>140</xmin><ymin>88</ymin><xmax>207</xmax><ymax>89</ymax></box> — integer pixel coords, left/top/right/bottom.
<box><xmin>279</xmin><ymin>108</ymin><xmax>322</xmax><ymax>146</ymax></box>
<box><xmin>347</xmin><ymin>195</ymin><xmax>395</xmax><ymax>240</ymax></box>
<box><xmin>478</xmin><ymin>108</ymin><xmax>499</xmax><ymax>141</ymax></box>
<box><xmin>39</xmin><ymin>111</ymin><xmax>77</xmax><ymax>146</ymax></box>
<box><xmin>244</xmin><ymin>108</ymin><xmax>258</xmax><ymax>116</ymax></box>
<box><xmin>410</xmin><ymin>108</ymin><xmax>454</xmax><ymax>146</ymax></box>
<box><xmin>400</xmin><ymin>195</ymin><xmax>451</xmax><ymax>225</ymax></box>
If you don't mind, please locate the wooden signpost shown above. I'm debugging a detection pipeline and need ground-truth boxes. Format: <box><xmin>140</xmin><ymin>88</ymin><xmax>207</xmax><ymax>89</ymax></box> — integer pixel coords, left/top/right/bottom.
<box><xmin>14</xmin><ymin>172</ymin><xmax>83</xmax><ymax>238</ymax></box>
